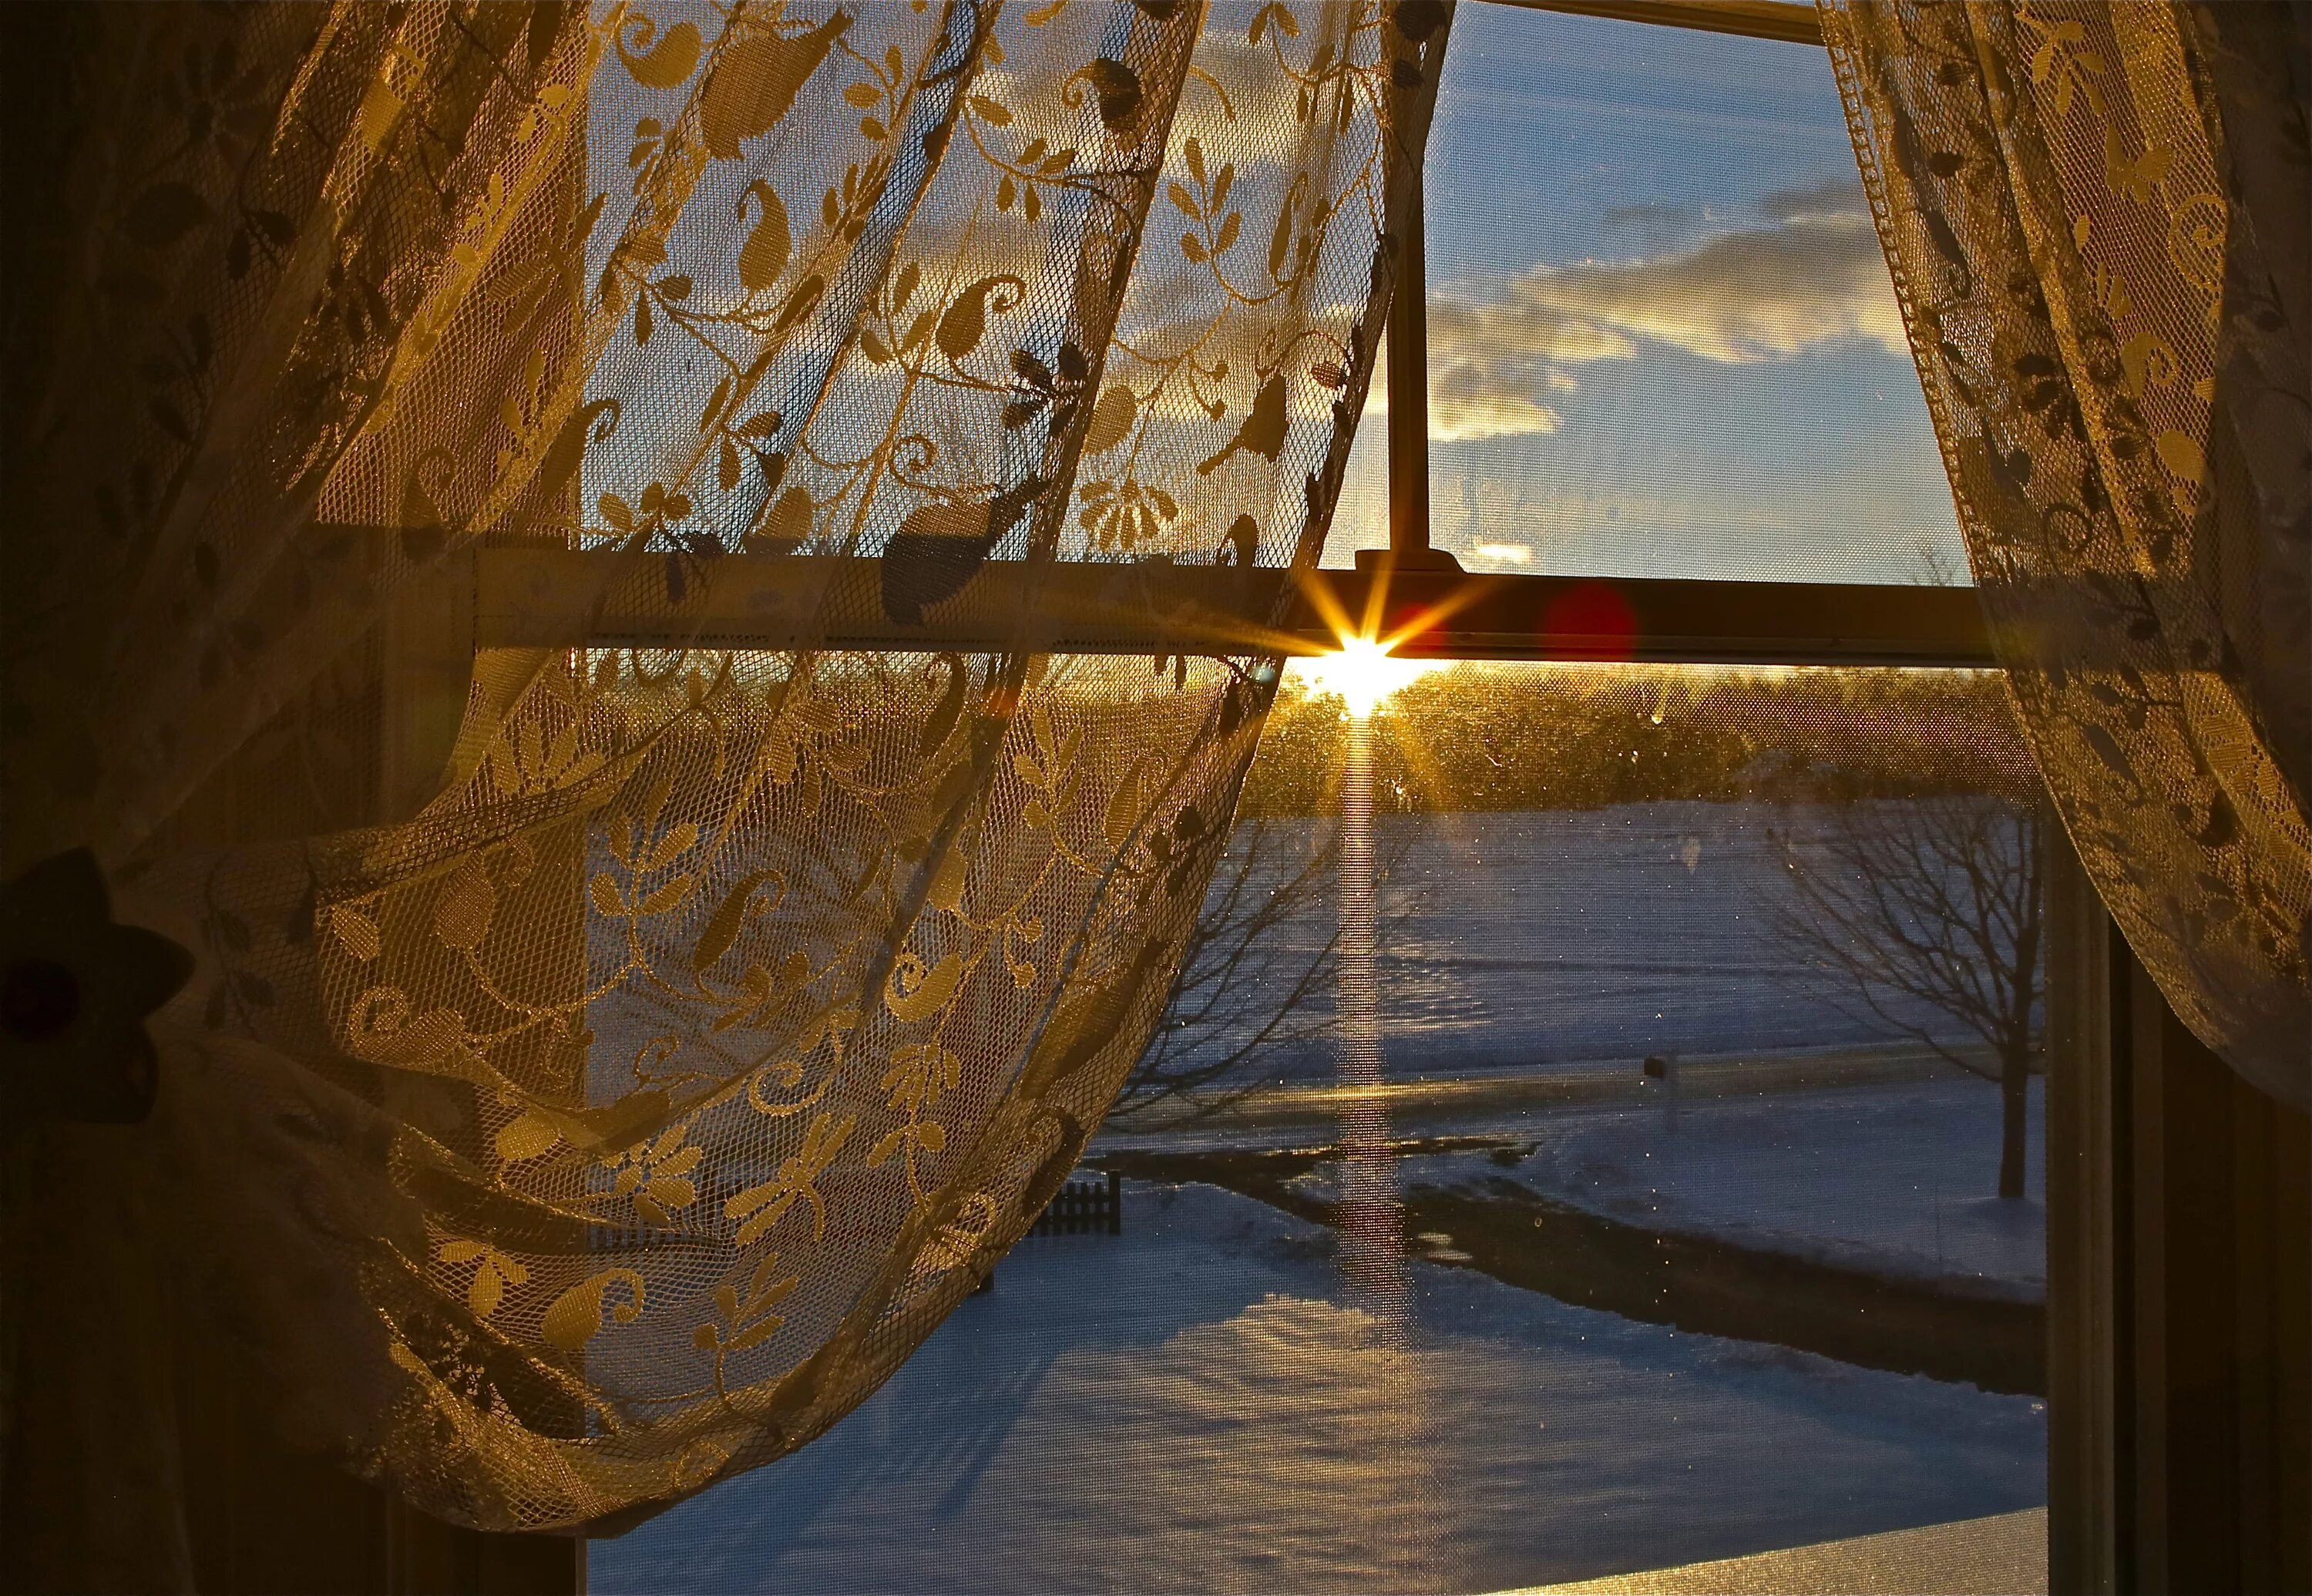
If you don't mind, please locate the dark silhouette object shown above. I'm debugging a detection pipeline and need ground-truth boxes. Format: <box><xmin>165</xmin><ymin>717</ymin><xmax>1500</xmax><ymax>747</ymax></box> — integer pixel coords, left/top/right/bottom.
<box><xmin>1196</xmin><ymin>372</ymin><xmax>1288</xmax><ymax>475</ymax></box>
<box><xmin>1026</xmin><ymin>1171</ymin><xmax>1123</xmax><ymax>1237</ymax></box>
<box><xmin>699</xmin><ymin>10</ymin><xmax>853</xmax><ymax>159</ymax></box>
<box><xmin>1077</xmin><ymin>57</ymin><xmax>1145</xmax><ymax>134</ymax></box>
<box><xmin>1</xmin><ymin>848</ymin><xmax>193</xmax><ymax>1124</ymax></box>
<box><xmin>1768</xmin><ymin>796</ymin><xmax>2045</xmax><ymax>1198</ymax></box>
<box><xmin>879</xmin><ymin>475</ymin><xmax>1046</xmax><ymax>624</ymax></box>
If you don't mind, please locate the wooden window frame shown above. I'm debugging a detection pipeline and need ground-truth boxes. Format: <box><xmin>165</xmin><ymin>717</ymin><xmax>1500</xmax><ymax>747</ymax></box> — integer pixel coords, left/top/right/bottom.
<box><xmin>452</xmin><ymin>0</ymin><xmax>1974</xmax><ymax>674</ymax></box>
<box><xmin>453</xmin><ymin>7</ymin><xmax>2312</xmax><ymax>1591</ymax></box>
<box><xmin>435</xmin><ymin>6</ymin><xmax>2312</xmax><ymax>1594</ymax></box>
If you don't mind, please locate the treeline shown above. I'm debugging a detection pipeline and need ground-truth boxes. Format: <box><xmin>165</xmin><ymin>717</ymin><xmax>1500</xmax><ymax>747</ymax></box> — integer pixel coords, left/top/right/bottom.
<box><xmin>1239</xmin><ymin>664</ymin><xmax>2040</xmax><ymax>817</ymax></box>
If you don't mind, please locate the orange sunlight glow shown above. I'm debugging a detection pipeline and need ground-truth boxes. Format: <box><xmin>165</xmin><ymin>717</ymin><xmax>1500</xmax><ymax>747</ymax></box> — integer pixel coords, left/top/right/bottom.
<box><xmin>1293</xmin><ymin>636</ymin><xmax>1441</xmax><ymax>719</ymax></box>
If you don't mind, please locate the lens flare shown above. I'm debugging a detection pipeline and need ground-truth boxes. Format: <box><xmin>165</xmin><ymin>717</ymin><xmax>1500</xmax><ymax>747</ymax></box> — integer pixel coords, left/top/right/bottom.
<box><xmin>1297</xmin><ymin>636</ymin><xmax>1437</xmax><ymax>718</ymax></box>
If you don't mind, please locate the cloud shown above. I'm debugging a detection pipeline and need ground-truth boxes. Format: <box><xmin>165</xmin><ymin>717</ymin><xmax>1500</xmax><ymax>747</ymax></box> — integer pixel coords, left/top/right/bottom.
<box><xmin>1520</xmin><ymin>210</ymin><xmax>1906</xmax><ymax>364</ymax></box>
<box><xmin>1356</xmin><ymin>320</ymin><xmax>1585</xmax><ymax>442</ymax></box>
<box><xmin>1755</xmin><ymin>174</ymin><xmax>1870</xmax><ymax>224</ymax></box>
<box><xmin>1430</xmin><ymin>355</ymin><xmax>1564</xmax><ymax>440</ymax></box>
<box><xmin>1413</xmin><ymin>190</ymin><xmax>1904</xmax><ymax>439</ymax></box>
<box><xmin>1599</xmin><ymin>200</ymin><xmax>1701</xmax><ymax>251</ymax></box>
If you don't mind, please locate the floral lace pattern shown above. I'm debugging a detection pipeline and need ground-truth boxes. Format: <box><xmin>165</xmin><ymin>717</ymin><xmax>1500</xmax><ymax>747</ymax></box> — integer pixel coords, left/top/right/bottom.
<box><xmin>1822</xmin><ymin>0</ymin><xmax>2307</xmax><ymax>1105</ymax></box>
<box><xmin>2</xmin><ymin>0</ymin><xmax>1452</xmax><ymax>1532</ymax></box>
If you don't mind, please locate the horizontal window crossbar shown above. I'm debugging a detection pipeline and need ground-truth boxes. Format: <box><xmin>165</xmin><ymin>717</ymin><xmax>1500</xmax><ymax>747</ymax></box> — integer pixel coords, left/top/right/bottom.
<box><xmin>1485</xmin><ymin>0</ymin><xmax>1823</xmax><ymax>46</ymax></box>
<box><xmin>469</xmin><ymin>544</ymin><xmax>1991</xmax><ymax>668</ymax></box>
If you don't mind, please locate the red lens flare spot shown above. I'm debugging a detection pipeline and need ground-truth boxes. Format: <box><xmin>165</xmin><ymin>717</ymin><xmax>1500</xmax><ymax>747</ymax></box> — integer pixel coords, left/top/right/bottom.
<box><xmin>1381</xmin><ymin>599</ymin><xmax>1451</xmax><ymax>657</ymax></box>
<box><xmin>1540</xmin><ymin>581</ymin><xmax>1638</xmax><ymax>660</ymax></box>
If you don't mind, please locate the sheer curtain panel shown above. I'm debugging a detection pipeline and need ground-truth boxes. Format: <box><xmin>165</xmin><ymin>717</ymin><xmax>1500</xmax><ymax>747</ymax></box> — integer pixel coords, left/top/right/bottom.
<box><xmin>0</xmin><ymin>0</ymin><xmax>1452</xmax><ymax>1573</ymax></box>
<box><xmin>1820</xmin><ymin>0</ymin><xmax>2309</xmax><ymax>1107</ymax></box>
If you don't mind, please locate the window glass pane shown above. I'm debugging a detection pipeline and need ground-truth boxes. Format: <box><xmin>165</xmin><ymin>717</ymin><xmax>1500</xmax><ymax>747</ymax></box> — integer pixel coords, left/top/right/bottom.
<box><xmin>596</xmin><ymin>661</ymin><xmax>2047</xmax><ymax>1594</ymax></box>
<box><xmin>1326</xmin><ymin>5</ymin><xmax>1968</xmax><ymax>585</ymax></box>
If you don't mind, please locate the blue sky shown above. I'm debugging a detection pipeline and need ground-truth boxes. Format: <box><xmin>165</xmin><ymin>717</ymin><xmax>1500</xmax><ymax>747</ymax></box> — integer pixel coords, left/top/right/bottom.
<box><xmin>1325</xmin><ymin>4</ymin><xmax>1967</xmax><ymax>585</ymax></box>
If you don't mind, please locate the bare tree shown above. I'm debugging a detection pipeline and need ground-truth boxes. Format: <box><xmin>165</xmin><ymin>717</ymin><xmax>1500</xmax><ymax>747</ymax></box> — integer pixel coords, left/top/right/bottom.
<box><xmin>1767</xmin><ymin>796</ymin><xmax>2045</xmax><ymax>1199</ymax></box>
<box><xmin>1114</xmin><ymin>815</ymin><xmax>1410</xmax><ymax>1124</ymax></box>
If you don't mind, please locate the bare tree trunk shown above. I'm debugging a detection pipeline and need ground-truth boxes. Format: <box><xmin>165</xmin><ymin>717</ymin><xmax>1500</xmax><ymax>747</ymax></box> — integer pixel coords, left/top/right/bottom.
<box><xmin>1766</xmin><ymin>795</ymin><xmax>2046</xmax><ymax>1201</ymax></box>
<box><xmin>1998</xmin><ymin>1043</ymin><xmax>2030</xmax><ymax>1201</ymax></box>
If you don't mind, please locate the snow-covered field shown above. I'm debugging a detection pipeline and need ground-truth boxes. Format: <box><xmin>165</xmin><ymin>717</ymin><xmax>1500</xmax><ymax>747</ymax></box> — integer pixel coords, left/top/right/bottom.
<box><xmin>596</xmin><ymin>798</ymin><xmax>2047</xmax><ymax>1591</ymax></box>
<box><xmin>1163</xmin><ymin>802</ymin><xmax>2031</xmax><ymax>1084</ymax></box>
<box><xmin>1388</xmin><ymin>1077</ymin><xmax>2047</xmax><ymax>1299</ymax></box>
<box><xmin>593</xmin><ymin>1180</ymin><xmax>2045</xmax><ymax>1594</ymax></box>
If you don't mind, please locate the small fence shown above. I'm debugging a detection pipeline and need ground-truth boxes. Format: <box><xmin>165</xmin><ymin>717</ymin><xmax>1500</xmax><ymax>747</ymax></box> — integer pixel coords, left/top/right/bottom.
<box><xmin>1027</xmin><ymin>1171</ymin><xmax>1122</xmax><ymax>1237</ymax></box>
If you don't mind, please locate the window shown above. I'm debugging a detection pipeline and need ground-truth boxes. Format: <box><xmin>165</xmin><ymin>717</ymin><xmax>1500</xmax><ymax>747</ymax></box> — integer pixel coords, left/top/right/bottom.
<box><xmin>1329</xmin><ymin>3</ymin><xmax>1965</xmax><ymax>586</ymax></box>
<box><xmin>596</xmin><ymin>664</ymin><xmax>2050</xmax><ymax>1593</ymax></box>
<box><xmin>593</xmin><ymin>5</ymin><xmax>2050</xmax><ymax>1593</ymax></box>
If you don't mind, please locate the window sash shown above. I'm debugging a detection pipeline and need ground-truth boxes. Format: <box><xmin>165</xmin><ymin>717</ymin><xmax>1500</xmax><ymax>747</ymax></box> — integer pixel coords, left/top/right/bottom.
<box><xmin>452</xmin><ymin>0</ymin><xmax>1976</xmax><ymax>674</ymax></box>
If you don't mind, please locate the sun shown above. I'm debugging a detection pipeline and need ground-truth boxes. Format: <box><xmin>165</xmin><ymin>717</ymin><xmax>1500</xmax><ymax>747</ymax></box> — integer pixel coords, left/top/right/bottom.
<box><xmin>1295</xmin><ymin>635</ymin><xmax>1439</xmax><ymax>718</ymax></box>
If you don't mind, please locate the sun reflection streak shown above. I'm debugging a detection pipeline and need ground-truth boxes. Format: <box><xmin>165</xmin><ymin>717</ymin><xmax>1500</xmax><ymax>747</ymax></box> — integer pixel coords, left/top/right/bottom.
<box><xmin>1328</xmin><ymin>658</ymin><xmax>1439</xmax><ymax>1569</ymax></box>
<box><xmin>1330</xmin><ymin>660</ymin><xmax>1410</xmax><ymax>1324</ymax></box>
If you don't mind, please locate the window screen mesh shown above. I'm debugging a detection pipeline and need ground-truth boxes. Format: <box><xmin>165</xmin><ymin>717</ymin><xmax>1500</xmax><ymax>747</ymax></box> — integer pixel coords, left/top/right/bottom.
<box><xmin>1325</xmin><ymin>3</ymin><xmax>1968</xmax><ymax>584</ymax></box>
<box><xmin>594</xmin><ymin>663</ymin><xmax>2048</xmax><ymax>1594</ymax></box>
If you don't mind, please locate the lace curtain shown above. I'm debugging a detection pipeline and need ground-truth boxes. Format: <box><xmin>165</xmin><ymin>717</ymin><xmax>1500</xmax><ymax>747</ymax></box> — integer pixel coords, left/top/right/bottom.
<box><xmin>1820</xmin><ymin>0</ymin><xmax>2308</xmax><ymax>1107</ymax></box>
<box><xmin>1</xmin><ymin>0</ymin><xmax>1447</xmax><ymax>1557</ymax></box>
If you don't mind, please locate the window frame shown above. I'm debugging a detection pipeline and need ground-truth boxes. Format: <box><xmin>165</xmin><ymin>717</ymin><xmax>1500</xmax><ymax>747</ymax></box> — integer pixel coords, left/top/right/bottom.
<box><xmin>455</xmin><ymin>0</ymin><xmax>1981</xmax><ymax>672</ymax></box>
<box><xmin>1364</xmin><ymin>0</ymin><xmax>1978</xmax><ymax>667</ymax></box>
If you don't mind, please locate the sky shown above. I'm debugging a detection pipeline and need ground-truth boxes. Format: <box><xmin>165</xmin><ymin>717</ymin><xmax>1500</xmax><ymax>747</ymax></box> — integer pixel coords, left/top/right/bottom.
<box><xmin>573</xmin><ymin>2</ymin><xmax>1966</xmax><ymax>587</ymax></box>
<box><xmin>1323</xmin><ymin>5</ymin><xmax>1968</xmax><ymax>586</ymax></box>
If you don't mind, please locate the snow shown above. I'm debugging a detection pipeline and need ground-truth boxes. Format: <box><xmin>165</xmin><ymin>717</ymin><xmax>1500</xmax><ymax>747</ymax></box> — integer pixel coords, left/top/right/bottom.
<box><xmin>593</xmin><ymin>1181</ymin><xmax>2045</xmax><ymax>1594</ymax></box>
<box><xmin>1161</xmin><ymin>804</ymin><xmax>2024</xmax><ymax>1085</ymax></box>
<box><xmin>594</xmin><ymin>794</ymin><xmax>2050</xmax><ymax>1591</ymax></box>
<box><xmin>1390</xmin><ymin>1077</ymin><xmax>2047</xmax><ymax>1299</ymax></box>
